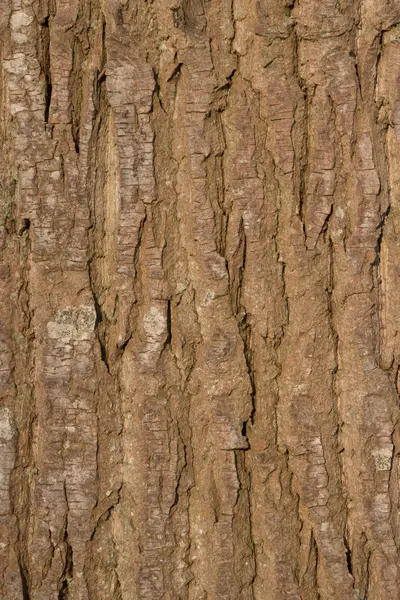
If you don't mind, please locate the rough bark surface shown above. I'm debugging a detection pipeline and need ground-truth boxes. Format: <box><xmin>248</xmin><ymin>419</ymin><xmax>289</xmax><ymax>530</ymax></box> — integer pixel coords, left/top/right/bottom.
<box><xmin>1</xmin><ymin>1</ymin><xmax>400</xmax><ymax>599</ymax></box>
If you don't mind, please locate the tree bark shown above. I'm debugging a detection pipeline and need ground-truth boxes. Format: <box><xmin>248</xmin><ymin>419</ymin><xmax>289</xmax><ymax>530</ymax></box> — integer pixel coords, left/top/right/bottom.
<box><xmin>1</xmin><ymin>1</ymin><xmax>400</xmax><ymax>599</ymax></box>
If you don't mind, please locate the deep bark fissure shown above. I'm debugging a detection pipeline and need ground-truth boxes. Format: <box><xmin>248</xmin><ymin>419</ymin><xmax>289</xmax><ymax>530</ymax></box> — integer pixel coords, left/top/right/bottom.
<box><xmin>19</xmin><ymin>560</ymin><xmax>31</xmax><ymax>600</ymax></box>
<box><xmin>58</xmin><ymin>484</ymin><xmax>74</xmax><ymax>599</ymax></box>
<box><xmin>39</xmin><ymin>16</ymin><xmax>52</xmax><ymax>126</ymax></box>
<box><xmin>2</xmin><ymin>0</ymin><xmax>400</xmax><ymax>598</ymax></box>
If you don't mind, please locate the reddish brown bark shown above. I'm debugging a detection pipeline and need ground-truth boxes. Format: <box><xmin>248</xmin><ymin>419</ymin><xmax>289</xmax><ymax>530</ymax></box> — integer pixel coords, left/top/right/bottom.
<box><xmin>1</xmin><ymin>1</ymin><xmax>400</xmax><ymax>599</ymax></box>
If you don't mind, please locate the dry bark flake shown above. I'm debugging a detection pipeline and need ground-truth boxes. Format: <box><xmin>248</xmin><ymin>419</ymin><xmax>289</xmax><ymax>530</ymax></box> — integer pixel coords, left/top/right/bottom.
<box><xmin>1</xmin><ymin>1</ymin><xmax>400</xmax><ymax>599</ymax></box>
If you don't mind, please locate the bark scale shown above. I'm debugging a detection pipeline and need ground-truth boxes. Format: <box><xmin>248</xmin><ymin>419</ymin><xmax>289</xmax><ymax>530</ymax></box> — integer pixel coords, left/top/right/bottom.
<box><xmin>1</xmin><ymin>1</ymin><xmax>400</xmax><ymax>599</ymax></box>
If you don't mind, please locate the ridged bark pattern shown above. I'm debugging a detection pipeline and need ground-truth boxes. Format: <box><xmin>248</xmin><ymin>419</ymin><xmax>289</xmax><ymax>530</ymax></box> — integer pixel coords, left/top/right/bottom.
<box><xmin>1</xmin><ymin>1</ymin><xmax>400</xmax><ymax>599</ymax></box>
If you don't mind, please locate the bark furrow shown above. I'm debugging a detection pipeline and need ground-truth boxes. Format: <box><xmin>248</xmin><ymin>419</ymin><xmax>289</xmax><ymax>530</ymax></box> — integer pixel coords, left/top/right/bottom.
<box><xmin>1</xmin><ymin>1</ymin><xmax>400</xmax><ymax>599</ymax></box>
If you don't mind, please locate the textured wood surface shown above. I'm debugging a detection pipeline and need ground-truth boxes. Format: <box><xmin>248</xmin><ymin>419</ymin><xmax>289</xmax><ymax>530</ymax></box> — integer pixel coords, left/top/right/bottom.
<box><xmin>1</xmin><ymin>1</ymin><xmax>400</xmax><ymax>598</ymax></box>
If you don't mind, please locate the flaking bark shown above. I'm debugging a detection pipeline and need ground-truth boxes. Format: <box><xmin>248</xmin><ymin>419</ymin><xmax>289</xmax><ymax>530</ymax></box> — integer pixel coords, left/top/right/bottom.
<box><xmin>1</xmin><ymin>1</ymin><xmax>400</xmax><ymax>599</ymax></box>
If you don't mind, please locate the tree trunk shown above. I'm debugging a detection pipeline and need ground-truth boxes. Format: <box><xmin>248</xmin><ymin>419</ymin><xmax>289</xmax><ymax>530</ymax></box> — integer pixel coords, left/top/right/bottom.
<box><xmin>1</xmin><ymin>1</ymin><xmax>400</xmax><ymax>599</ymax></box>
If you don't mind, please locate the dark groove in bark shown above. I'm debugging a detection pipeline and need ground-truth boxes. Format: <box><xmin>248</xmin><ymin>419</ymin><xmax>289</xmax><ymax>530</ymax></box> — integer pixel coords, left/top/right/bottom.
<box><xmin>19</xmin><ymin>561</ymin><xmax>31</xmax><ymax>600</ymax></box>
<box><xmin>373</xmin><ymin>203</ymin><xmax>391</xmax><ymax>266</ymax></box>
<box><xmin>39</xmin><ymin>16</ymin><xmax>52</xmax><ymax>126</ymax></box>
<box><xmin>58</xmin><ymin>484</ymin><xmax>74</xmax><ymax>599</ymax></box>
<box><xmin>3</xmin><ymin>0</ymin><xmax>400</xmax><ymax>596</ymax></box>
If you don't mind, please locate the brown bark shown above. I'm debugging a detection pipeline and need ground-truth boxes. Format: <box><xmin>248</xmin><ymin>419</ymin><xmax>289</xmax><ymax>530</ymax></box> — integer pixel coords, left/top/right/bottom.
<box><xmin>1</xmin><ymin>1</ymin><xmax>400</xmax><ymax>599</ymax></box>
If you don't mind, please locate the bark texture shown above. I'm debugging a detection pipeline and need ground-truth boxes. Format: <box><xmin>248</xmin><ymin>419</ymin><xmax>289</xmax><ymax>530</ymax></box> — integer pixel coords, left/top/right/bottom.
<box><xmin>1</xmin><ymin>1</ymin><xmax>400</xmax><ymax>599</ymax></box>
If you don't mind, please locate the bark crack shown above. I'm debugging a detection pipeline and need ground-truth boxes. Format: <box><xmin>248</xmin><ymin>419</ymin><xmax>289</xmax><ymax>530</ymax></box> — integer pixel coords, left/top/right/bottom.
<box><xmin>58</xmin><ymin>483</ymin><xmax>74</xmax><ymax>599</ymax></box>
<box><xmin>38</xmin><ymin>15</ymin><xmax>53</xmax><ymax>127</ymax></box>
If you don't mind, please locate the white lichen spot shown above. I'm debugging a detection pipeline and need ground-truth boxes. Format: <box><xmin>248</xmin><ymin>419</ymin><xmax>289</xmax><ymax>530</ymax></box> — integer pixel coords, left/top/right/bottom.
<box><xmin>336</xmin><ymin>207</ymin><xmax>345</xmax><ymax>219</ymax></box>
<box><xmin>3</xmin><ymin>53</ymin><xmax>27</xmax><ymax>76</ymax></box>
<box><xmin>47</xmin><ymin>305</ymin><xmax>96</xmax><ymax>341</ymax></box>
<box><xmin>0</xmin><ymin>407</ymin><xmax>14</xmax><ymax>442</ymax></box>
<box><xmin>373</xmin><ymin>447</ymin><xmax>393</xmax><ymax>471</ymax></box>
<box><xmin>143</xmin><ymin>306</ymin><xmax>166</xmax><ymax>338</ymax></box>
<box><xmin>321</xmin><ymin>521</ymin><xmax>329</xmax><ymax>532</ymax></box>
<box><xmin>210</xmin><ymin>255</ymin><xmax>227</xmax><ymax>279</ymax></box>
<box><xmin>10</xmin><ymin>11</ymin><xmax>33</xmax><ymax>43</ymax></box>
<box><xmin>222</xmin><ymin>428</ymin><xmax>248</xmax><ymax>450</ymax></box>
<box><xmin>293</xmin><ymin>383</ymin><xmax>308</xmax><ymax>394</ymax></box>
<box><xmin>10</xmin><ymin>11</ymin><xmax>33</xmax><ymax>30</ymax></box>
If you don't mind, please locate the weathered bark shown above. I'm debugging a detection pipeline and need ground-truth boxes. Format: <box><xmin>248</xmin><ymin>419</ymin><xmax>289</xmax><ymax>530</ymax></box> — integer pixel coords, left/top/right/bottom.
<box><xmin>1</xmin><ymin>1</ymin><xmax>400</xmax><ymax>598</ymax></box>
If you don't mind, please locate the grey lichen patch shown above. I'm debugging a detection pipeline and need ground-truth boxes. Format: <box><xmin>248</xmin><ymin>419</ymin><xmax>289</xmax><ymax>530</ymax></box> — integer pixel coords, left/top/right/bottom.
<box><xmin>0</xmin><ymin>407</ymin><xmax>14</xmax><ymax>442</ymax></box>
<box><xmin>143</xmin><ymin>306</ymin><xmax>166</xmax><ymax>338</ymax></box>
<box><xmin>47</xmin><ymin>305</ymin><xmax>96</xmax><ymax>341</ymax></box>
<box><xmin>372</xmin><ymin>447</ymin><xmax>393</xmax><ymax>471</ymax></box>
<box><xmin>0</xmin><ymin>179</ymin><xmax>17</xmax><ymax>225</ymax></box>
<box><xmin>10</xmin><ymin>9</ymin><xmax>34</xmax><ymax>44</ymax></box>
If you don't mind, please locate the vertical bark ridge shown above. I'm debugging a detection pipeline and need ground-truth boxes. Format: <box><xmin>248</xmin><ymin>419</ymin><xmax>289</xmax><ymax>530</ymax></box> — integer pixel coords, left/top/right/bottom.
<box><xmin>1</xmin><ymin>1</ymin><xmax>400</xmax><ymax>599</ymax></box>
